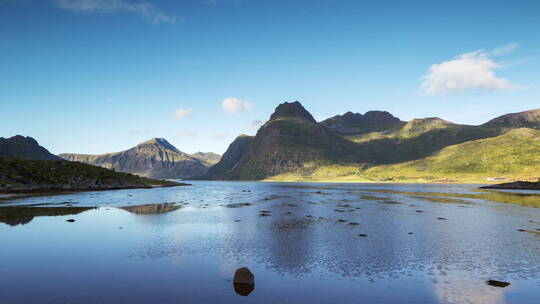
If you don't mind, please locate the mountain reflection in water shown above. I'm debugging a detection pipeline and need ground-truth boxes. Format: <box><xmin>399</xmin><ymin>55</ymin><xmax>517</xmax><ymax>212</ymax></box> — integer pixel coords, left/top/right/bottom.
<box><xmin>0</xmin><ymin>206</ymin><xmax>94</xmax><ymax>226</ymax></box>
<box><xmin>120</xmin><ymin>203</ymin><xmax>183</xmax><ymax>215</ymax></box>
<box><xmin>0</xmin><ymin>182</ymin><xmax>539</xmax><ymax>303</ymax></box>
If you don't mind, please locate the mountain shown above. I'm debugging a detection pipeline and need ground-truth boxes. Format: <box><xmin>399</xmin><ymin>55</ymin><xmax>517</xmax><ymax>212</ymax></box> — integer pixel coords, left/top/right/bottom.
<box><xmin>60</xmin><ymin>138</ymin><xmax>219</xmax><ymax>179</ymax></box>
<box><xmin>209</xmin><ymin>101</ymin><xmax>362</xmax><ymax>179</ymax></box>
<box><xmin>0</xmin><ymin>135</ymin><xmax>62</xmax><ymax>161</ymax></box>
<box><xmin>190</xmin><ymin>152</ymin><xmax>221</xmax><ymax>166</ymax></box>
<box><xmin>321</xmin><ymin>111</ymin><xmax>404</xmax><ymax>135</ymax></box>
<box><xmin>363</xmin><ymin>128</ymin><xmax>540</xmax><ymax>181</ymax></box>
<box><xmin>203</xmin><ymin>134</ymin><xmax>254</xmax><ymax>178</ymax></box>
<box><xmin>483</xmin><ymin>108</ymin><xmax>540</xmax><ymax>130</ymax></box>
<box><xmin>207</xmin><ymin>102</ymin><xmax>540</xmax><ymax>181</ymax></box>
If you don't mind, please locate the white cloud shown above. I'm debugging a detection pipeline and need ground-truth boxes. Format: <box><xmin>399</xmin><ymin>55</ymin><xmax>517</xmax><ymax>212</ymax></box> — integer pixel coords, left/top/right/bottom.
<box><xmin>420</xmin><ymin>46</ymin><xmax>519</xmax><ymax>96</ymax></box>
<box><xmin>173</xmin><ymin>108</ymin><xmax>192</xmax><ymax>120</ymax></box>
<box><xmin>489</xmin><ymin>42</ymin><xmax>519</xmax><ymax>56</ymax></box>
<box><xmin>176</xmin><ymin>130</ymin><xmax>197</xmax><ymax>138</ymax></box>
<box><xmin>52</xmin><ymin>0</ymin><xmax>178</xmax><ymax>25</ymax></box>
<box><xmin>221</xmin><ymin>97</ymin><xmax>254</xmax><ymax>114</ymax></box>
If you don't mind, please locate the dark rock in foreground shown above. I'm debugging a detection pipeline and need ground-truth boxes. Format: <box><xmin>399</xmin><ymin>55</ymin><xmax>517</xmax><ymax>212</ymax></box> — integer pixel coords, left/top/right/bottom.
<box><xmin>233</xmin><ymin>267</ymin><xmax>255</xmax><ymax>296</ymax></box>
<box><xmin>486</xmin><ymin>280</ymin><xmax>510</xmax><ymax>288</ymax></box>
<box><xmin>233</xmin><ymin>267</ymin><xmax>255</xmax><ymax>285</ymax></box>
<box><xmin>233</xmin><ymin>282</ymin><xmax>254</xmax><ymax>296</ymax></box>
<box><xmin>481</xmin><ymin>181</ymin><xmax>540</xmax><ymax>190</ymax></box>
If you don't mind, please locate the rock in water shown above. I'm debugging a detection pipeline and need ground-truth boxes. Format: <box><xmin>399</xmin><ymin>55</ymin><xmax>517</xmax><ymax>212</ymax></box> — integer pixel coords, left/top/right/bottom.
<box><xmin>487</xmin><ymin>280</ymin><xmax>510</xmax><ymax>288</ymax></box>
<box><xmin>234</xmin><ymin>282</ymin><xmax>254</xmax><ymax>296</ymax></box>
<box><xmin>233</xmin><ymin>267</ymin><xmax>254</xmax><ymax>285</ymax></box>
<box><xmin>233</xmin><ymin>267</ymin><xmax>255</xmax><ymax>296</ymax></box>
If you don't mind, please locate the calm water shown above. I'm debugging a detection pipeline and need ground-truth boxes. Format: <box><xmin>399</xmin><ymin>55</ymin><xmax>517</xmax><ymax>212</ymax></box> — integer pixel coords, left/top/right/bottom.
<box><xmin>1</xmin><ymin>181</ymin><xmax>540</xmax><ymax>304</ymax></box>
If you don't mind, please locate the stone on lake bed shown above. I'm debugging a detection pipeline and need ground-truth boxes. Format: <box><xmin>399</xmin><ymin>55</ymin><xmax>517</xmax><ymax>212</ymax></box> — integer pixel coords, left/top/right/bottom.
<box><xmin>233</xmin><ymin>267</ymin><xmax>254</xmax><ymax>285</ymax></box>
<box><xmin>233</xmin><ymin>267</ymin><xmax>255</xmax><ymax>296</ymax></box>
<box><xmin>234</xmin><ymin>282</ymin><xmax>254</xmax><ymax>296</ymax></box>
<box><xmin>227</xmin><ymin>203</ymin><xmax>253</xmax><ymax>208</ymax></box>
<box><xmin>487</xmin><ymin>280</ymin><xmax>510</xmax><ymax>288</ymax></box>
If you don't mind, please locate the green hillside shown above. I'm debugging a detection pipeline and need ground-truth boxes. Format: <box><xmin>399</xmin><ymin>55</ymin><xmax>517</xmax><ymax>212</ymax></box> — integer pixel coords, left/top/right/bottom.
<box><xmin>363</xmin><ymin>128</ymin><xmax>540</xmax><ymax>180</ymax></box>
<box><xmin>0</xmin><ymin>156</ymin><xmax>177</xmax><ymax>192</ymax></box>
<box><xmin>207</xmin><ymin>102</ymin><xmax>540</xmax><ymax>182</ymax></box>
<box><xmin>268</xmin><ymin>128</ymin><xmax>540</xmax><ymax>182</ymax></box>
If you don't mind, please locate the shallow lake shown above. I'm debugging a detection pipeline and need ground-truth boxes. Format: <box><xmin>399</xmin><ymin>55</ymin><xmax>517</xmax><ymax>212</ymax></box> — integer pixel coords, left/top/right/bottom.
<box><xmin>1</xmin><ymin>181</ymin><xmax>540</xmax><ymax>304</ymax></box>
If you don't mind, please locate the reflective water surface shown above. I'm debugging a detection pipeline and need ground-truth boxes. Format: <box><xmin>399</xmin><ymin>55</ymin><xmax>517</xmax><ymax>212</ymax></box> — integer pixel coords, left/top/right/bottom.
<box><xmin>1</xmin><ymin>181</ymin><xmax>539</xmax><ymax>304</ymax></box>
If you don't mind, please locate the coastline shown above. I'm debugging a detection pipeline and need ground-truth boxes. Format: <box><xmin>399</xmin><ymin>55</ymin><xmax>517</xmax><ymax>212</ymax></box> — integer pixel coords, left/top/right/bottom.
<box><xmin>0</xmin><ymin>182</ymin><xmax>191</xmax><ymax>200</ymax></box>
<box><xmin>480</xmin><ymin>181</ymin><xmax>540</xmax><ymax>191</ymax></box>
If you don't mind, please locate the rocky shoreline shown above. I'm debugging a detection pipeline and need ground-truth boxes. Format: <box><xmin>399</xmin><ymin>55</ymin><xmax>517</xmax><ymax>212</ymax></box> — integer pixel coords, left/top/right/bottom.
<box><xmin>480</xmin><ymin>181</ymin><xmax>540</xmax><ymax>190</ymax></box>
<box><xmin>0</xmin><ymin>183</ymin><xmax>190</xmax><ymax>199</ymax></box>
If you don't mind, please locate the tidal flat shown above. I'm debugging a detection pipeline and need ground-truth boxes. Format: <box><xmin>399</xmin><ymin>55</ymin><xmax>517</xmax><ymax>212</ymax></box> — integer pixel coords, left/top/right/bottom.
<box><xmin>1</xmin><ymin>181</ymin><xmax>539</xmax><ymax>304</ymax></box>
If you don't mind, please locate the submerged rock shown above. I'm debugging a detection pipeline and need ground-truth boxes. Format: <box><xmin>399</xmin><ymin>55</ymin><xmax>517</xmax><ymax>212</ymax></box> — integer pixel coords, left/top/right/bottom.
<box><xmin>487</xmin><ymin>280</ymin><xmax>510</xmax><ymax>288</ymax></box>
<box><xmin>233</xmin><ymin>267</ymin><xmax>254</xmax><ymax>285</ymax></box>
<box><xmin>233</xmin><ymin>267</ymin><xmax>255</xmax><ymax>296</ymax></box>
<box><xmin>226</xmin><ymin>203</ymin><xmax>253</xmax><ymax>208</ymax></box>
<box><xmin>234</xmin><ymin>282</ymin><xmax>254</xmax><ymax>296</ymax></box>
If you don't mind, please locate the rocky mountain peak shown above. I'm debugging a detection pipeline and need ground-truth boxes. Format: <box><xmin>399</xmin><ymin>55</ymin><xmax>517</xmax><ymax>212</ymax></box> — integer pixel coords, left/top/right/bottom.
<box><xmin>0</xmin><ymin>135</ymin><xmax>62</xmax><ymax>161</ymax></box>
<box><xmin>269</xmin><ymin>101</ymin><xmax>317</xmax><ymax>123</ymax></box>
<box><xmin>321</xmin><ymin>110</ymin><xmax>403</xmax><ymax>135</ymax></box>
<box><xmin>139</xmin><ymin>138</ymin><xmax>181</xmax><ymax>153</ymax></box>
<box><xmin>484</xmin><ymin>108</ymin><xmax>540</xmax><ymax>129</ymax></box>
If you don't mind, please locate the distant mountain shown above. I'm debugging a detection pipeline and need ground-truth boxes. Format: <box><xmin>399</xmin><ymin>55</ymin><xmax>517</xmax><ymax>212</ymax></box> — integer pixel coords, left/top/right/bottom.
<box><xmin>209</xmin><ymin>101</ymin><xmax>362</xmax><ymax>179</ymax></box>
<box><xmin>60</xmin><ymin>138</ymin><xmax>219</xmax><ymax>179</ymax></box>
<box><xmin>190</xmin><ymin>152</ymin><xmax>221</xmax><ymax>166</ymax></box>
<box><xmin>321</xmin><ymin>111</ymin><xmax>404</xmax><ymax>135</ymax></box>
<box><xmin>203</xmin><ymin>134</ymin><xmax>254</xmax><ymax>178</ymax></box>
<box><xmin>364</xmin><ymin>128</ymin><xmax>540</xmax><ymax>179</ymax></box>
<box><xmin>0</xmin><ymin>135</ymin><xmax>62</xmax><ymax>161</ymax></box>
<box><xmin>207</xmin><ymin>102</ymin><xmax>540</xmax><ymax>181</ymax></box>
<box><xmin>483</xmin><ymin>108</ymin><xmax>540</xmax><ymax>130</ymax></box>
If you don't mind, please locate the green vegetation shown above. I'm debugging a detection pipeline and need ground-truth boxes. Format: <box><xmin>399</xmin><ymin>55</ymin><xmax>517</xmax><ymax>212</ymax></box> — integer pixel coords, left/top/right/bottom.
<box><xmin>363</xmin><ymin>128</ymin><xmax>540</xmax><ymax>180</ymax></box>
<box><xmin>0</xmin><ymin>156</ymin><xmax>176</xmax><ymax>191</ymax></box>
<box><xmin>266</xmin><ymin>128</ymin><xmax>540</xmax><ymax>183</ymax></box>
<box><xmin>198</xmin><ymin>102</ymin><xmax>540</xmax><ymax>183</ymax></box>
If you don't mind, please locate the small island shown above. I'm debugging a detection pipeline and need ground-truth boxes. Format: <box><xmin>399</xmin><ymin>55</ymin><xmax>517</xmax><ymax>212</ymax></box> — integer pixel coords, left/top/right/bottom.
<box><xmin>481</xmin><ymin>181</ymin><xmax>540</xmax><ymax>190</ymax></box>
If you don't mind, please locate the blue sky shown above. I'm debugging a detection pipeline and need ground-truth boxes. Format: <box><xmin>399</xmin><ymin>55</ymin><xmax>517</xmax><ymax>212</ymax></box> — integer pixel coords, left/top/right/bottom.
<box><xmin>1</xmin><ymin>0</ymin><xmax>539</xmax><ymax>155</ymax></box>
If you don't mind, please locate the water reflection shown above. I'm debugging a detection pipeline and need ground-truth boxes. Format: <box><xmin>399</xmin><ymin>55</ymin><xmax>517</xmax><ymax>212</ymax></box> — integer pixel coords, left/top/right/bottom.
<box><xmin>0</xmin><ymin>182</ymin><xmax>539</xmax><ymax>303</ymax></box>
<box><xmin>0</xmin><ymin>206</ymin><xmax>94</xmax><ymax>226</ymax></box>
<box><xmin>120</xmin><ymin>203</ymin><xmax>183</xmax><ymax>215</ymax></box>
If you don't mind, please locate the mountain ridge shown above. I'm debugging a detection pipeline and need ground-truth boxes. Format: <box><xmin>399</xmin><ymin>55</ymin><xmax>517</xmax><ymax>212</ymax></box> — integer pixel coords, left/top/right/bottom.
<box><xmin>0</xmin><ymin>135</ymin><xmax>63</xmax><ymax>161</ymax></box>
<box><xmin>207</xmin><ymin>102</ymin><xmax>540</xmax><ymax>181</ymax></box>
<box><xmin>60</xmin><ymin>138</ymin><xmax>220</xmax><ymax>179</ymax></box>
